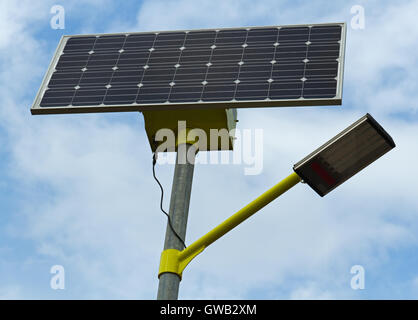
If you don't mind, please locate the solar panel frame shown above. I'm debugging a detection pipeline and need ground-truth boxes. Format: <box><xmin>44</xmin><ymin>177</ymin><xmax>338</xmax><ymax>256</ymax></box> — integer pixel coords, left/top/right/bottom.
<box><xmin>31</xmin><ymin>22</ymin><xmax>347</xmax><ymax>115</ymax></box>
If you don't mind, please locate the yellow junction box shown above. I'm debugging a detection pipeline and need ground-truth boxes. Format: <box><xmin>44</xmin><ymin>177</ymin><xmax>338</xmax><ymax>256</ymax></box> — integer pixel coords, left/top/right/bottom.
<box><xmin>142</xmin><ymin>108</ymin><xmax>238</xmax><ymax>152</ymax></box>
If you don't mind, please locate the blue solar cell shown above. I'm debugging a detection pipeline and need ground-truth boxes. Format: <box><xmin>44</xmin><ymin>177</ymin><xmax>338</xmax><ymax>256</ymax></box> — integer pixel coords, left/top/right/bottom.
<box><xmin>34</xmin><ymin>23</ymin><xmax>345</xmax><ymax>113</ymax></box>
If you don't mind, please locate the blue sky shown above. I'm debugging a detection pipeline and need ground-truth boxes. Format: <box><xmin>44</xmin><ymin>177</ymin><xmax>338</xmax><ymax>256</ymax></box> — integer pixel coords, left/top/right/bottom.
<box><xmin>1</xmin><ymin>0</ymin><xmax>418</xmax><ymax>299</ymax></box>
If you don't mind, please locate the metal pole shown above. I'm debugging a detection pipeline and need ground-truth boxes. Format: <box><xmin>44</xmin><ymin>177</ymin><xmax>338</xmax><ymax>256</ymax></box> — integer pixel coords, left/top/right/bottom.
<box><xmin>157</xmin><ymin>143</ymin><xmax>197</xmax><ymax>300</ymax></box>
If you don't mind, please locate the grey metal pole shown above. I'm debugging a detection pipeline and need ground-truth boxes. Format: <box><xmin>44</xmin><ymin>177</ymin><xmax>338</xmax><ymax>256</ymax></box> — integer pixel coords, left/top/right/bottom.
<box><xmin>157</xmin><ymin>143</ymin><xmax>197</xmax><ymax>300</ymax></box>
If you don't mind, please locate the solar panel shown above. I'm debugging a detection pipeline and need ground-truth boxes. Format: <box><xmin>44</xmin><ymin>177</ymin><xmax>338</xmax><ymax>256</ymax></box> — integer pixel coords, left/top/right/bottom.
<box><xmin>31</xmin><ymin>23</ymin><xmax>346</xmax><ymax>115</ymax></box>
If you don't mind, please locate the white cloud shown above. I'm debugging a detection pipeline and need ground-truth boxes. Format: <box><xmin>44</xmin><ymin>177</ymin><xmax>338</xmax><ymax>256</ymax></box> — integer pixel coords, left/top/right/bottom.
<box><xmin>134</xmin><ymin>0</ymin><xmax>349</xmax><ymax>31</ymax></box>
<box><xmin>0</xmin><ymin>0</ymin><xmax>417</xmax><ymax>300</ymax></box>
<box><xmin>290</xmin><ymin>283</ymin><xmax>334</xmax><ymax>300</ymax></box>
<box><xmin>346</xmin><ymin>0</ymin><xmax>418</xmax><ymax>116</ymax></box>
<box><xmin>0</xmin><ymin>285</ymin><xmax>22</xmax><ymax>299</ymax></box>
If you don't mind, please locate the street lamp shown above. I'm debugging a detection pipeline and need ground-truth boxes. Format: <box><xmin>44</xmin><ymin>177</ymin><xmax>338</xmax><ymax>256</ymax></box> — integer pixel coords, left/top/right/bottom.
<box><xmin>294</xmin><ymin>113</ymin><xmax>396</xmax><ymax>196</ymax></box>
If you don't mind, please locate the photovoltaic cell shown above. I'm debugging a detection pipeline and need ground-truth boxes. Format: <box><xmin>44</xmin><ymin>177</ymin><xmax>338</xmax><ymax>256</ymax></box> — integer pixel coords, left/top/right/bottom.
<box><xmin>31</xmin><ymin>23</ymin><xmax>346</xmax><ymax>114</ymax></box>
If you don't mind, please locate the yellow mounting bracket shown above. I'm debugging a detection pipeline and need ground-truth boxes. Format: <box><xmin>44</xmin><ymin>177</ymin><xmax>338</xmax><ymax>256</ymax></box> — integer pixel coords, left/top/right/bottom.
<box><xmin>158</xmin><ymin>247</ymin><xmax>205</xmax><ymax>280</ymax></box>
<box><xmin>142</xmin><ymin>108</ymin><xmax>237</xmax><ymax>152</ymax></box>
<box><xmin>157</xmin><ymin>172</ymin><xmax>302</xmax><ymax>280</ymax></box>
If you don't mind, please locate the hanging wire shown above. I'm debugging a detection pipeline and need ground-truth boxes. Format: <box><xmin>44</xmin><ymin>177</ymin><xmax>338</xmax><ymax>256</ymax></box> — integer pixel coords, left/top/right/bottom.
<box><xmin>152</xmin><ymin>152</ymin><xmax>187</xmax><ymax>249</ymax></box>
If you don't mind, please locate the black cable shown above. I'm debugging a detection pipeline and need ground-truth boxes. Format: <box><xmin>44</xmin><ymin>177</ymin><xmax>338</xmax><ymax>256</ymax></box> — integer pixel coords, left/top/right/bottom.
<box><xmin>152</xmin><ymin>153</ymin><xmax>187</xmax><ymax>249</ymax></box>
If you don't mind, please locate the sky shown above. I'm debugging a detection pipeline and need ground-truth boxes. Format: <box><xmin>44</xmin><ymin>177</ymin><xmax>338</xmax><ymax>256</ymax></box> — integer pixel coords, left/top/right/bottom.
<box><xmin>0</xmin><ymin>0</ymin><xmax>418</xmax><ymax>299</ymax></box>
